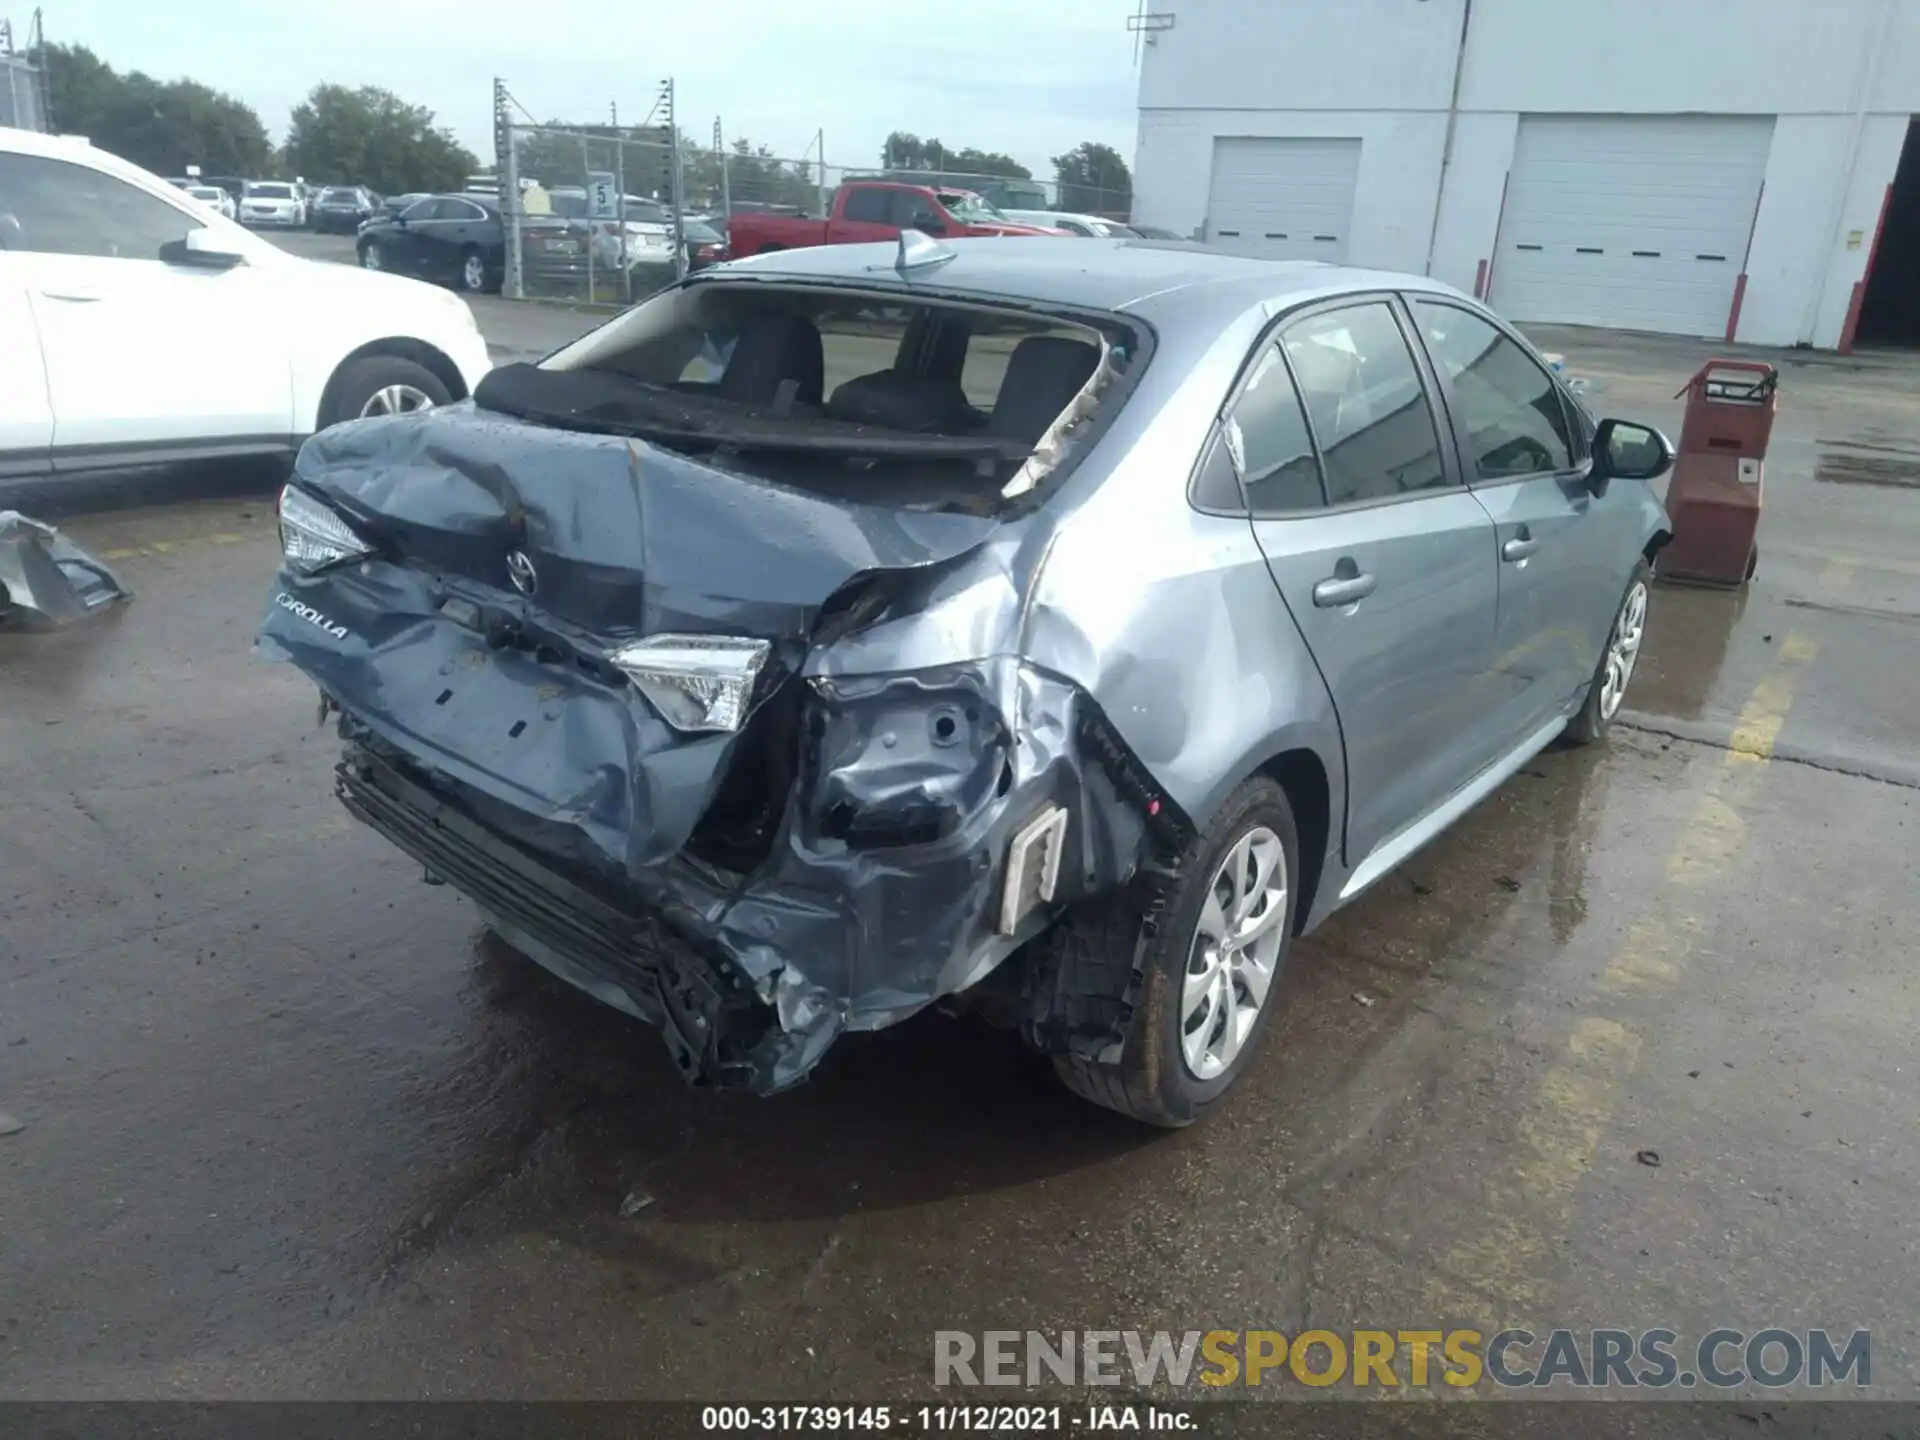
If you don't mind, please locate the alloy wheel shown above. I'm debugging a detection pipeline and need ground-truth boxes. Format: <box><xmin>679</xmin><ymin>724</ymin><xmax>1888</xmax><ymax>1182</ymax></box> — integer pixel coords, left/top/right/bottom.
<box><xmin>361</xmin><ymin>244</ymin><xmax>382</xmax><ymax>271</ymax></box>
<box><xmin>1598</xmin><ymin>578</ymin><xmax>1648</xmax><ymax>720</ymax></box>
<box><xmin>1180</xmin><ymin>825</ymin><xmax>1289</xmax><ymax>1080</ymax></box>
<box><xmin>462</xmin><ymin>254</ymin><xmax>485</xmax><ymax>291</ymax></box>
<box><xmin>358</xmin><ymin>384</ymin><xmax>434</xmax><ymax>419</ymax></box>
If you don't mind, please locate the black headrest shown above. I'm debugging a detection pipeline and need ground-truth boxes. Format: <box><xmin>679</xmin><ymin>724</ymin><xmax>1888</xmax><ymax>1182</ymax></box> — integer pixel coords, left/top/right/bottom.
<box><xmin>988</xmin><ymin>337</ymin><xmax>1100</xmax><ymax>444</ymax></box>
<box><xmin>827</xmin><ymin>370</ymin><xmax>976</xmax><ymax>433</ymax></box>
<box><xmin>720</xmin><ymin>312</ymin><xmax>824</xmax><ymax>407</ymax></box>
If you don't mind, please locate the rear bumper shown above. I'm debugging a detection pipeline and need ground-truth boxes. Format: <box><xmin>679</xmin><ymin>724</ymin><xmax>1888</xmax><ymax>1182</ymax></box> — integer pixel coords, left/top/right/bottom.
<box><xmin>336</xmin><ymin>741</ymin><xmax>772</xmax><ymax>1085</ymax></box>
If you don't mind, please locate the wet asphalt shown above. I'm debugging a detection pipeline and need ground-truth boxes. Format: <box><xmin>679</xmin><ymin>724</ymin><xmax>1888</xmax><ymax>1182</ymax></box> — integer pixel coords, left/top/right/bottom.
<box><xmin>1</xmin><ymin>248</ymin><xmax>1918</xmax><ymax>1403</ymax></box>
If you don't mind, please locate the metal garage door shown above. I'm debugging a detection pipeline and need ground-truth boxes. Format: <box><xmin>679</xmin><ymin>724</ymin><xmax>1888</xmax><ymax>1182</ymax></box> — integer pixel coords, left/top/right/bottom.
<box><xmin>1206</xmin><ymin>137</ymin><xmax>1361</xmax><ymax>262</ymax></box>
<box><xmin>1491</xmin><ymin>115</ymin><xmax>1773</xmax><ymax>337</ymax></box>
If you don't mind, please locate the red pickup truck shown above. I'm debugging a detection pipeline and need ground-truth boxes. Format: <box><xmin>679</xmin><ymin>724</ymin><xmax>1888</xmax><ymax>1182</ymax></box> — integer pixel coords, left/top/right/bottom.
<box><xmin>725</xmin><ymin>181</ymin><xmax>1059</xmax><ymax>257</ymax></box>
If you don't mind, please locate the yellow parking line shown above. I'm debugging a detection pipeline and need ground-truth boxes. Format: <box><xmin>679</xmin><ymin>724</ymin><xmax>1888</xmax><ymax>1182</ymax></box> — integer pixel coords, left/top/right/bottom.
<box><xmin>1425</xmin><ymin>630</ymin><xmax>1818</xmax><ymax>1326</ymax></box>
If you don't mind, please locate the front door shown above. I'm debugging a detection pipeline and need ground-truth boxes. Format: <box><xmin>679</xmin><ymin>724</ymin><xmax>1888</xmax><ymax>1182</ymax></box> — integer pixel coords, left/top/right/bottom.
<box><xmin>1233</xmin><ymin>297</ymin><xmax>1503</xmax><ymax>866</ymax></box>
<box><xmin>0</xmin><ymin>150</ymin><xmax>292</xmax><ymax>458</ymax></box>
<box><xmin>1407</xmin><ymin>298</ymin><xmax>1622</xmax><ymax>742</ymax></box>
<box><xmin>0</xmin><ymin>264</ymin><xmax>53</xmax><ymax>476</ymax></box>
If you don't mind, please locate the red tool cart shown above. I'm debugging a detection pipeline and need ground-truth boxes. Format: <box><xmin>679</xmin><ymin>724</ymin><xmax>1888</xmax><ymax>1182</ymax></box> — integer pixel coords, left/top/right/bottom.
<box><xmin>1656</xmin><ymin>360</ymin><xmax>1777</xmax><ymax>586</ymax></box>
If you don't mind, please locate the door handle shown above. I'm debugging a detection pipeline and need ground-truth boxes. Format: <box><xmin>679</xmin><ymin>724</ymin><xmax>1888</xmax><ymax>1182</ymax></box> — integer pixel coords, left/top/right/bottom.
<box><xmin>1502</xmin><ymin>535</ymin><xmax>1540</xmax><ymax>563</ymax></box>
<box><xmin>39</xmin><ymin>288</ymin><xmax>102</xmax><ymax>303</ymax></box>
<box><xmin>1313</xmin><ymin>569</ymin><xmax>1377</xmax><ymax>608</ymax></box>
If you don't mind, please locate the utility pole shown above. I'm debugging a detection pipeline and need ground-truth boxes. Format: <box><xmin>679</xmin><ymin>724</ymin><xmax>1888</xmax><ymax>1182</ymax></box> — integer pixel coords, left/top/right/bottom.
<box><xmin>715</xmin><ymin>116</ymin><xmax>730</xmax><ymax>220</ymax></box>
<box><xmin>494</xmin><ymin>76</ymin><xmax>523</xmax><ymax>299</ymax></box>
<box><xmin>660</xmin><ymin>79</ymin><xmax>685</xmax><ymax>280</ymax></box>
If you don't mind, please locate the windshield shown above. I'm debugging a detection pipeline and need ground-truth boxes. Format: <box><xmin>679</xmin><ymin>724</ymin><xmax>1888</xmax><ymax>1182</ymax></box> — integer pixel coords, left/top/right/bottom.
<box><xmin>248</xmin><ymin>183</ymin><xmax>294</xmax><ymax>199</ymax></box>
<box><xmin>319</xmin><ymin>188</ymin><xmax>357</xmax><ymax>203</ymax></box>
<box><xmin>937</xmin><ymin>191</ymin><xmax>1008</xmax><ymax>224</ymax></box>
<box><xmin>623</xmin><ymin>199</ymin><xmax>668</xmax><ymax>224</ymax></box>
<box><xmin>547</xmin><ymin>193</ymin><xmax>589</xmax><ymax>218</ymax></box>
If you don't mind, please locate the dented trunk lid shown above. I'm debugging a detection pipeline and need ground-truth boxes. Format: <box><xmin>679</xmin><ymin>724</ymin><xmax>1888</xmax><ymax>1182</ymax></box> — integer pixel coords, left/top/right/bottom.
<box><xmin>262</xmin><ymin>404</ymin><xmax>1000</xmax><ymax>874</ymax></box>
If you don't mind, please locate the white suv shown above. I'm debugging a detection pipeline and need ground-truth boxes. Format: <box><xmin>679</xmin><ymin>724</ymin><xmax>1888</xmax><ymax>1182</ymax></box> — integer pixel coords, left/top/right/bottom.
<box><xmin>240</xmin><ymin>181</ymin><xmax>306</xmax><ymax>228</ymax></box>
<box><xmin>0</xmin><ymin>130</ymin><xmax>492</xmax><ymax>490</ymax></box>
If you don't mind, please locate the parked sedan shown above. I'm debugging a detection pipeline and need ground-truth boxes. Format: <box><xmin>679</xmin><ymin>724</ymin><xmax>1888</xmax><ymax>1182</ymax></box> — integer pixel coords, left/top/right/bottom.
<box><xmin>310</xmin><ymin>185</ymin><xmax>378</xmax><ymax>233</ymax></box>
<box><xmin>0</xmin><ymin>128</ymin><xmax>491</xmax><ymax>497</ymax></box>
<box><xmin>184</xmin><ymin>183</ymin><xmax>237</xmax><ymax>220</ymax></box>
<box><xmin>240</xmin><ymin>181</ymin><xmax>305</xmax><ymax>228</ymax></box>
<box><xmin>259</xmin><ymin>235</ymin><xmax>1672</xmax><ymax>1125</ymax></box>
<box><xmin>356</xmin><ymin>193</ymin><xmax>584</xmax><ymax>293</ymax></box>
<box><xmin>1003</xmin><ymin>208</ymin><xmax>1140</xmax><ymax>238</ymax></box>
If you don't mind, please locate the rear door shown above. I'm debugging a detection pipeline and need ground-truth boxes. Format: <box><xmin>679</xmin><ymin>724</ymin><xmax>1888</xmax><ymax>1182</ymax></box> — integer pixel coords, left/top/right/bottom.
<box><xmin>1408</xmin><ymin>297</ymin><xmax>1632</xmax><ymax>742</ymax></box>
<box><xmin>0</xmin><ymin>265</ymin><xmax>54</xmax><ymax>478</ymax></box>
<box><xmin>828</xmin><ymin>186</ymin><xmax>902</xmax><ymax>245</ymax></box>
<box><xmin>1236</xmin><ymin>296</ymin><xmax>1502</xmax><ymax>865</ymax></box>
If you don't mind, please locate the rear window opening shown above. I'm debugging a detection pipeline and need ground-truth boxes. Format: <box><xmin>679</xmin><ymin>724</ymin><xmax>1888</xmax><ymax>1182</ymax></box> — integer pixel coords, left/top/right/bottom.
<box><xmin>472</xmin><ymin>283</ymin><xmax>1142</xmax><ymax>515</ymax></box>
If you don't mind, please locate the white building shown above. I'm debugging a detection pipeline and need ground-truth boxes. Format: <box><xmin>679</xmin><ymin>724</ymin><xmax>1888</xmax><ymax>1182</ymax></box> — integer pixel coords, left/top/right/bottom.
<box><xmin>1131</xmin><ymin>0</ymin><xmax>1920</xmax><ymax>350</ymax></box>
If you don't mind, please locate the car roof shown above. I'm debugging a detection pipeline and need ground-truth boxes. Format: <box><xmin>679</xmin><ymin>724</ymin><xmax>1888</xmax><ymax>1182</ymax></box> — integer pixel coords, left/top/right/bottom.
<box><xmin>715</xmin><ymin>236</ymin><xmax>1469</xmax><ymax>320</ymax></box>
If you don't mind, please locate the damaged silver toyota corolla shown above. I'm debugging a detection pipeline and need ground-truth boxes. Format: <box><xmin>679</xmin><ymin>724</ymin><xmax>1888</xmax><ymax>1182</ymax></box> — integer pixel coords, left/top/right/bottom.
<box><xmin>258</xmin><ymin>233</ymin><xmax>1674</xmax><ymax>1125</ymax></box>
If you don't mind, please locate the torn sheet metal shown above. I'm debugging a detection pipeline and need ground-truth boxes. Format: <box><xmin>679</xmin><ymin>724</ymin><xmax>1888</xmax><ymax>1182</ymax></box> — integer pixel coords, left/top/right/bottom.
<box><xmin>257</xmin><ymin>407</ymin><xmax>1168</xmax><ymax>1093</ymax></box>
<box><xmin>0</xmin><ymin>512</ymin><xmax>131</xmax><ymax>630</ymax></box>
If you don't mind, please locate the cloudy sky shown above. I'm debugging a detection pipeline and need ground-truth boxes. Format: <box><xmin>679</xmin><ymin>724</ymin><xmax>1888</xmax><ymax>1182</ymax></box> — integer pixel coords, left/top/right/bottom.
<box><xmin>39</xmin><ymin>0</ymin><xmax>1143</xmax><ymax>175</ymax></box>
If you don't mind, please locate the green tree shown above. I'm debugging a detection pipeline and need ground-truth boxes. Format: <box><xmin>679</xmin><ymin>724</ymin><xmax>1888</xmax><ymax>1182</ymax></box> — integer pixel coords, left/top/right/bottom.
<box><xmin>881</xmin><ymin>130</ymin><xmax>1030</xmax><ymax>181</ymax></box>
<box><xmin>1053</xmin><ymin>140</ymin><xmax>1132</xmax><ymax>216</ymax></box>
<box><xmin>34</xmin><ymin>42</ymin><xmax>270</xmax><ymax>176</ymax></box>
<box><xmin>285</xmin><ymin>84</ymin><xmax>478</xmax><ymax>194</ymax></box>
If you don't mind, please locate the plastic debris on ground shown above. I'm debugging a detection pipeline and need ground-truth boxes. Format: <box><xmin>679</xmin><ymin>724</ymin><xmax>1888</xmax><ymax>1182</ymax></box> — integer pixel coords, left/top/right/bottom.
<box><xmin>0</xmin><ymin>512</ymin><xmax>132</xmax><ymax>631</ymax></box>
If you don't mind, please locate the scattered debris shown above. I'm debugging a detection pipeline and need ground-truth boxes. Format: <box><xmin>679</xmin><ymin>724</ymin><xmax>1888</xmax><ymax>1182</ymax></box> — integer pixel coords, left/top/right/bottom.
<box><xmin>1495</xmin><ymin>876</ymin><xmax>1523</xmax><ymax>893</ymax></box>
<box><xmin>1635</xmin><ymin>1149</ymin><xmax>1662</xmax><ymax>1168</ymax></box>
<box><xmin>0</xmin><ymin>1111</ymin><xmax>24</xmax><ymax>1137</ymax></box>
<box><xmin>1762</xmin><ymin>634</ymin><xmax>1773</xmax><ymax>644</ymax></box>
<box><xmin>1687</xmin><ymin>1070</ymin><xmax>1701</xmax><ymax>1079</ymax></box>
<box><xmin>619</xmin><ymin>1189</ymin><xmax>655</xmax><ymax>1218</ymax></box>
<box><xmin>1409</xmin><ymin>878</ymin><xmax>1434</xmax><ymax>897</ymax></box>
<box><xmin>1353</xmin><ymin>992</ymin><xmax>1378</xmax><ymax>1008</ymax></box>
<box><xmin>0</xmin><ymin>512</ymin><xmax>131</xmax><ymax>630</ymax></box>
<box><xmin>1801</xmin><ymin>1109</ymin><xmax>1813</xmax><ymax>1118</ymax></box>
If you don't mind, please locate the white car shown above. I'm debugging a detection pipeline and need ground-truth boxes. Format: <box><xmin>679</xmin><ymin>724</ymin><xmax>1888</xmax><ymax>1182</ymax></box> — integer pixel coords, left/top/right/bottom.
<box><xmin>186</xmin><ymin>184</ymin><xmax>238</xmax><ymax>220</ymax></box>
<box><xmin>0</xmin><ymin>129</ymin><xmax>493</xmax><ymax>489</ymax></box>
<box><xmin>545</xmin><ymin>188</ymin><xmax>678</xmax><ymax>272</ymax></box>
<box><xmin>1002</xmin><ymin>209</ymin><xmax>1140</xmax><ymax>239</ymax></box>
<box><xmin>240</xmin><ymin>181</ymin><xmax>306</xmax><ymax>228</ymax></box>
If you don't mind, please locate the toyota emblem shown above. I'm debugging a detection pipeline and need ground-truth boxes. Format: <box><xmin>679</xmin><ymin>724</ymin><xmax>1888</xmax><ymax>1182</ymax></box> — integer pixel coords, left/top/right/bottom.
<box><xmin>506</xmin><ymin>549</ymin><xmax>538</xmax><ymax>596</ymax></box>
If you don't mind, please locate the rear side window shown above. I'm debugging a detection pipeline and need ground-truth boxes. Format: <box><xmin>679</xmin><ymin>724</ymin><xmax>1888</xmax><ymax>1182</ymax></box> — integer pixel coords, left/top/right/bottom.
<box><xmin>1282</xmin><ymin>302</ymin><xmax>1449</xmax><ymax>506</ymax></box>
<box><xmin>1224</xmin><ymin>345</ymin><xmax>1324</xmax><ymax>513</ymax></box>
<box><xmin>1415</xmin><ymin>302</ymin><xmax>1573</xmax><ymax>479</ymax></box>
<box><xmin>0</xmin><ymin>152</ymin><xmax>201</xmax><ymax>259</ymax></box>
<box><xmin>842</xmin><ymin>188</ymin><xmax>892</xmax><ymax>223</ymax></box>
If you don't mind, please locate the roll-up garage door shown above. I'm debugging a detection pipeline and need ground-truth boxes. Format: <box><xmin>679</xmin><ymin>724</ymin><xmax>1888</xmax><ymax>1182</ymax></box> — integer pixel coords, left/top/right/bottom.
<box><xmin>1206</xmin><ymin>137</ymin><xmax>1361</xmax><ymax>263</ymax></box>
<box><xmin>1491</xmin><ymin>115</ymin><xmax>1773</xmax><ymax>337</ymax></box>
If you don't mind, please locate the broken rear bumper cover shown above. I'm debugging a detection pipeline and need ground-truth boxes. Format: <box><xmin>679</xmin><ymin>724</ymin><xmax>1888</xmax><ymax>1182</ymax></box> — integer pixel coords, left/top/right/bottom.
<box><xmin>263</xmin><ymin>587</ymin><xmax>1177</xmax><ymax>1095</ymax></box>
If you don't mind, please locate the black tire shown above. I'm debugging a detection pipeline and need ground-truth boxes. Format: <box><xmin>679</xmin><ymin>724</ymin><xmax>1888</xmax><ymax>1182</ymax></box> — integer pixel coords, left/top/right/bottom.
<box><xmin>323</xmin><ymin>356</ymin><xmax>452</xmax><ymax>429</ymax></box>
<box><xmin>1052</xmin><ymin>776</ymin><xmax>1300</xmax><ymax>1127</ymax></box>
<box><xmin>1562</xmin><ymin>559</ymin><xmax>1652</xmax><ymax>747</ymax></box>
<box><xmin>1745</xmin><ymin>546</ymin><xmax>1759</xmax><ymax>582</ymax></box>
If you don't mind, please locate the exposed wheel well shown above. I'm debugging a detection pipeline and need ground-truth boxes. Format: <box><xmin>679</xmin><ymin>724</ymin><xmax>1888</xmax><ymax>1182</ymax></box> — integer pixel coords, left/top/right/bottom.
<box><xmin>1643</xmin><ymin>528</ymin><xmax>1674</xmax><ymax>564</ymax></box>
<box><xmin>1257</xmin><ymin>748</ymin><xmax>1330</xmax><ymax>935</ymax></box>
<box><xmin>315</xmin><ymin>339</ymin><xmax>470</xmax><ymax>430</ymax></box>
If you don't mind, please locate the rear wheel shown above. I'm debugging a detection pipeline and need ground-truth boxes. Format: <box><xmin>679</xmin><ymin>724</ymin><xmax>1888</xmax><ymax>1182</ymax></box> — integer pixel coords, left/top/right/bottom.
<box><xmin>1052</xmin><ymin>777</ymin><xmax>1298</xmax><ymax>1127</ymax></box>
<box><xmin>324</xmin><ymin>356</ymin><xmax>451</xmax><ymax>429</ymax></box>
<box><xmin>457</xmin><ymin>247</ymin><xmax>489</xmax><ymax>293</ymax></box>
<box><xmin>358</xmin><ymin>242</ymin><xmax>383</xmax><ymax>271</ymax></box>
<box><xmin>1563</xmin><ymin>560</ymin><xmax>1650</xmax><ymax>746</ymax></box>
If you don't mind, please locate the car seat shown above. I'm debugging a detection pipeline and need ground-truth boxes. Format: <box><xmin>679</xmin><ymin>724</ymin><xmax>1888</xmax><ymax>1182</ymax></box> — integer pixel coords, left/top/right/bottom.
<box><xmin>987</xmin><ymin>337</ymin><xmax>1101</xmax><ymax>445</ymax></box>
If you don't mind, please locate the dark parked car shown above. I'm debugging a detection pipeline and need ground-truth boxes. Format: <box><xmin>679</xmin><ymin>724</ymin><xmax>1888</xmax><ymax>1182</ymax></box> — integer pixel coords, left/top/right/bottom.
<box><xmin>683</xmin><ymin>216</ymin><xmax>727</xmax><ymax>271</ymax></box>
<box><xmin>261</xmin><ymin>237</ymin><xmax>1674</xmax><ymax>1125</ymax></box>
<box><xmin>355</xmin><ymin>192</ymin><xmax>583</xmax><ymax>293</ymax></box>
<box><xmin>311</xmin><ymin>185</ymin><xmax>378</xmax><ymax>233</ymax></box>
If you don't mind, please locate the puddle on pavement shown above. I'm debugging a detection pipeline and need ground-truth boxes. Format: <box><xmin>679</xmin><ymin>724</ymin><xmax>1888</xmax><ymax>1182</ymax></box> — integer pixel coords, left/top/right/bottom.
<box><xmin>1813</xmin><ymin>439</ymin><xmax>1920</xmax><ymax>489</ymax></box>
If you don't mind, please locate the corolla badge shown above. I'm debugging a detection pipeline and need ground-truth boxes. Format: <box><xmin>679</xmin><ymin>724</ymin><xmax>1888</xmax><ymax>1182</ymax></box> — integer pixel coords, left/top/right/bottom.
<box><xmin>506</xmin><ymin>549</ymin><xmax>538</xmax><ymax>596</ymax></box>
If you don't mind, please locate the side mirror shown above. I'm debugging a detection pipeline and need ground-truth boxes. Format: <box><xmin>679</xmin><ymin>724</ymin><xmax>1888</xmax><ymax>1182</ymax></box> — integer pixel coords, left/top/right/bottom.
<box><xmin>1590</xmin><ymin>418</ymin><xmax>1674</xmax><ymax>493</ymax></box>
<box><xmin>160</xmin><ymin>229</ymin><xmax>246</xmax><ymax>270</ymax></box>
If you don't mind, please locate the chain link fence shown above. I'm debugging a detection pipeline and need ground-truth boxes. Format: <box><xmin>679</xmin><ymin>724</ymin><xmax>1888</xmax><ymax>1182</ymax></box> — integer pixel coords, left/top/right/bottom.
<box><xmin>490</xmin><ymin>88</ymin><xmax>1134</xmax><ymax>309</ymax></box>
<box><xmin>1</xmin><ymin>16</ymin><xmax>49</xmax><ymax>133</ymax></box>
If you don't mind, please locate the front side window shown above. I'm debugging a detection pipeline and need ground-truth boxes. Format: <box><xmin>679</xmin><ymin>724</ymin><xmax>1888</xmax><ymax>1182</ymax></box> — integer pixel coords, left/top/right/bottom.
<box><xmin>1224</xmin><ymin>344</ymin><xmax>1324</xmax><ymax>513</ymax></box>
<box><xmin>1281</xmin><ymin>302</ymin><xmax>1449</xmax><ymax>506</ymax></box>
<box><xmin>0</xmin><ymin>153</ymin><xmax>201</xmax><ymax>259</ymax></box>
<box><xmin>400</xmin><ymin>199</ymin><xmax>439</xmax><ymax>223</ymax></box>
<box><xmin>1414</xmin><ymin>301</ymin><xmax>1573</xmax><ymax>479</ymax></box>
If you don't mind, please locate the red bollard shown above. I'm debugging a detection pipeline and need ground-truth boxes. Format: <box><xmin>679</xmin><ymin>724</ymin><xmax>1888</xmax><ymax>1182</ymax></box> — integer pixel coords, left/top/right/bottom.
<box><xmin>1657</xmin><ymin>360</ymin><xmax>1776</xmax><ymax>586</ymax></box>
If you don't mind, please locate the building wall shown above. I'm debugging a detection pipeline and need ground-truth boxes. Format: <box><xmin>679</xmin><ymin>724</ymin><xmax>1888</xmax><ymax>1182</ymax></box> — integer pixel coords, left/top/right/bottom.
<box><xmin>1134</xmin><ymin>0</ymin><xmax>1920</xmax><ymax>348</ymax></box>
